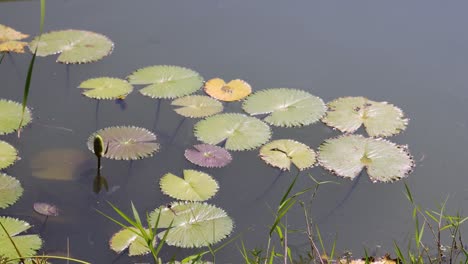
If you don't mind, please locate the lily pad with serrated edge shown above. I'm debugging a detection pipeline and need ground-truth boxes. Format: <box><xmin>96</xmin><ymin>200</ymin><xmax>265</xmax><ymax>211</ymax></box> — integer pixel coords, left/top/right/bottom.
<box><xmin>260</xmin><ymin>139</ymin><xmax>316</xmax><ymax>171</ymax></box>
<box><xmin>78</xmin><ymin>77</ymin><xmax>133</xmax><ymax>100</ymax></box>
<box><xmin>194</xmin><ymin>113</ymin><xmax>271</xmax><ymax>151</ymax></box>
<box><xmin>0</xmin><ymin>173</ymin><xmax>23</xmax><ymax>209</ymax></box>
<box><xmin>0</xmin><ymin>216</ymin><xmax>42</xmax><ymax>263</ymax></box>
<box><xmin>184</xmin><ymin>144</ymin><xmax>232</xmax><ymax>168</ymax></box>
<box><xmin>0</xmin><ymin>24</ymin><xmax>29</xmax><ymax>53</ymax></box>
<box><xmin>149</xmin><ymin>202</ymin><xmax>233</xmax><ymax>248</ymax></box>
<box><xmin>322</xmin><ymin>97</ymin><xmax>408</xmax><ymax>137</ymax></box>
<box><xmin>0</xmin><ymin>99</ymin><xmax>32</xmax><ymax>135</ymax></box>
<box><xmin>160</xmin><ymin>170</ymin><xmax>219</xmax><ymax>201</ymax></box>
<box><xmin>171</xmin><ymin>95</ymin><xmax>223</xmax><ymax>118</ymax></box>
<box><xmin>242</xmin><ymin>88</ymin><xmax>326</xmax><ymax>127</ymax></box>
<box><xmin>0</xmin><ymin>140</ymin><xmax>18</xmax><ymax>170</ymax></box>
<box><xmin>127</xmin><ymin>65</ymin><xmax>204</xmax><ymax>99</ymax></box>
<box><xmin>109</xmin><ymin>227</ymin><xmax>155</xmax><ymax>256</ymax></box>
<box><xmin>318</xmin><ymin>134</ymin><xmax>414</xmax><ymax>183</ymax></box>
<box><xmin>28</xmin><ymin>30</ymin><xmax>114</xmax><ymax>64</ymax></box>
<box><xmin>87</xmin><ymin>126</ymin><xmax>159</xmax><ymax>160</ymax></box>
<box><xmin>204</xmin><ymin>78</ymin><xmax>252</xmax><ymax>102</ymax></box>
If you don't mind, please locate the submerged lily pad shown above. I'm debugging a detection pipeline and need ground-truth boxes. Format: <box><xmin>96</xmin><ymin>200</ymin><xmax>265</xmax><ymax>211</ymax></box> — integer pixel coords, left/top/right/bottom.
<box><xmin>322</xmin><ymin>97</ymin><xmax>408</xmax><ymax>137</ymax></box>
<box><xmin>0</xmin><ymin>99</ymin><xmax>32</xmax><ymax>135</ymax></box>
<box><xmin>194</xmin><ymin>113</ymin><xmax>271</xmax><ymax>151</ymax></box>
<box><xmin>28</xmin><ymin>30</ymin><xmax>114</xmax><ymax>64</ymax></box>
<box><xmin>149</xmin><ymin>202</ymin><xmax>233</xmax><ymax>248</ymax></box>
<box><xmin>171</xmin><ymin>95</ymin><xmax>223</xmax><ymax>118</ymax></box>
<box><xmin>260</xmin><ymin>139</ymin><xmax>316</xmax><ymax>171</ymax></box>
<box><xmin>184</xmin><ymin>144</ymin><xmax>232</xmax><ymax>168</ymax></box>
<box><xmin>33</xmin><ymin>202</ymin><xmax>59</xmax><ymax>217</ymax></box>
<box><xmin>78</xmin><ymin>77</ymin><xmax>133</xmax><ymax>100</ymax></box>
<box><xmin>30</xmin><ymin>149</ymin><xmax>89</xmax><ymax>181</ymax></box>
<box><xmin>160</xmin><ymin>170</ymin><xmax>219</xmax><ymax>201</ymax></box>
<box><xmin>87</xmin><ymin>126</ymin><xmax>159</xmax><ymax>160</ymax></box>
<box><xmin>0</xmin><ymin>173</ymin><xmax>23</xmax><ymax>209</ymax></box>
<box><xmin>204</xmin><ymin>78</ymin><xmax>252</xmax><ymax>101</ymax></box>
<box><xmin>0</xmin><ymin>24</ymin><xmax>29</xmax><ymax>53</ymax></box>
<box><xmin>109</xmin><ymin>227</ymin><xmax>154</xmax><ymax>256</ymax></box>
<box><xmin>0</xmin><ymin>216</ymin><xmax>42</xmax><ymax>262</ymax></box>
<box><xmin>318</xmin><ymin>135</ymin><xmax>414</xmax><ymax>182</ymax></box>
<box><xmin>127</xmin><ymin>65</ymin><xmax>204</xmax><ymax>99</ymax></box>
<box><xmin>242</xmin><ymin>88</ymin><xmax>326</xmax><ymax>127</ymax></box>
<box><xmin>0</xmin><ymin>140</ymin><xmax>18</xmax><ymax>170</ymax></box>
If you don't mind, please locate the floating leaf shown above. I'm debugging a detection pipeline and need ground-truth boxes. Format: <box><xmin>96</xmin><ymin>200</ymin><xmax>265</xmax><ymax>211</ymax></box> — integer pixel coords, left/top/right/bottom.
<box><xmin>149</xmin><ymin>202</ymin><xmax>233</xmax><ymax>248</ymax></box>
<box><xmin>127</xmin><ymin>65</ymin><xmax>203</xmax><ymax>99</ymax></box>
<box><xmin>78</xmin><ymin>77</ymin><xmax>133</xmax><ymax>100</ymax></box>
<box><xmin>242</xmin><ymin>88</ymin><xmax>326</xmax><ymax>127</ymax></box>
<box><xmin>204</xmin><ymin>78</ymin><xmax>252</xmax><ymax>101</ymax></box>
<box><xmin>0</xmin><ymin>216</ymin><xmax>42</xmax><ymax>262</ymax></box>
<box><xmin>30</xmin><ymin>149</ymin><xmax>89</xmax><ymax>181</ymax></box>
<box><xmin>0</xmin><ymin>140</ymin><xmax>18</xmax><ymax>170</ymax></box>
<box><xmin>318</xmin><ymin>135</ymin><xmax>414</xmax><ymax>182</ymax></box>
<box><xmin>160</xmin><ymin>170</ymin><xmax>219</xmax><ymax>201</ymax></box>
<box><xmin>184</xmin><ymin>144</ymin><xmax>232</xmax><ymax>168</ymax></box>
<box><xmin>0</xmin><ymin>173</ymin><xmax>23</xmax><ymax>209</ymax></box>
<box><xmin>171</xmin><ymin>95</ymin><xmax>223</xmax><ymax>118</ymax></box>
<box><xmin>0</xmin><ymin>99</ymin><xmax>32</xmax><ymax>135</ymax></box>
<box><xmin>28</xmin><ymin>30</ymin><xmax>114</xmax><ymax>64</ymax></box>
<box><xmin>33</xmin><ymin>202</ymin><xmax>59</xmax><ymax>217</ymax></box>
<box><xmin>0</xmin><ymin>24</ymin><xmax>29</xmax><ymax>53</ymax></box>
<box><xmin>109</xmin><ymin>227</ymin><xmax>154</xmax><ymax>256</ymax></box>
<box><xmin>194</xmin><ymin>113</ymin><xmax>271</xmax><ymax>151</ymax></box>
<box><xmin>259</xmin><ymin>139</ymin><xmax>316</xmax><ymax>171</ymax></box>
<box><xmin>322</xmin><ymin>97</ymin><xmax>408</xmax><ymax>137</ymax></box>
<box><xmin>87</xmin><ymin>126</ymin><xmax>159</xmax><ymax>160</ymax></box>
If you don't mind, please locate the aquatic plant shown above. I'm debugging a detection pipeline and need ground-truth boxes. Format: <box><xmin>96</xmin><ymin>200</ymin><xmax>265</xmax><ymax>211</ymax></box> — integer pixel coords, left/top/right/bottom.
<box><xmin>259</xmin><ymin>139</ymin><xmax>316</xmax><ymax>171</ymax></box>
<box><xmin>0</xmin><ymin>173</ymin><xmax>23</xmax><ymax>209</ymax></box>
<box><xmin>33</xmin><ymin>202</ymin><xmax>59</xmax><ymax>217</ymax></box>
<box><xmin>127</xmin><ymin>65</ymin><xmax>204</xmax><ymax>99</ymax></box>
<box><xmin>171</xmin><ymin>95</ymin><xmax>223</xmax><ymax>118</ymax></box>
<box><xmin>78</xmin><ymin>77</ymin><xmax>133</xmax><ymax>100</ymax></box>
<box><xmin>160</xmin><ymin>170</ymin><xmax>219</xmax><ymax>201</ymax></box>
<box><xmin>110</xmin><ymin>227</ymin><xmax>155</xmax><ymax>256</ymax></box>
<box><xmin>204</xmin><ymin>78</ymin><xmax>252</xmax><ymax>101</ymax></box>
<box><xmin>184</xmin><ymin>144</ymin><xmax>232</xmax><ymax>168</ymax></box>
<box><xmin>0</xmin><ymin>140</ymin><xmax>18</xmax><ymax>170</ymax></box>
<box><xmin>0</xmin><ymin>99</ymin><xmax>31</xmax><ymax>135</ymax></box>
<box><xmin>0</xmin><ymin>216</ymin><xmax>42</xmax><ymax>263</ymax></box>
<box><xmin>0</xmin><ymin>24</ymin><xmax>29</xmax><ymax>53</ymax></box>
<box><xmin>30</xmin><ymin>148</ymin><xmax>89</xmax><ymax>181</ymax></box>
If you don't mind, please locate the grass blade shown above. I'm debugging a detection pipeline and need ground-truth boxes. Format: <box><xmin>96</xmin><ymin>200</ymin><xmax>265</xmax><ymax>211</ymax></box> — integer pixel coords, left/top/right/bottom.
<box><xmin>0</xmin><ymin>52</ymin><xmax>5</xmax><ymax>64</ymax></box>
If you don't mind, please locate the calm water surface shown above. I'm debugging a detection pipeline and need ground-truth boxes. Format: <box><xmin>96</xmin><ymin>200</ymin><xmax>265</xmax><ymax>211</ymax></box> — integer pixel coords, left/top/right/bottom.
<box><xmin>2</xmin><ymin>1</ymin><xmax>468</xmax><ymax>262</ymax></box>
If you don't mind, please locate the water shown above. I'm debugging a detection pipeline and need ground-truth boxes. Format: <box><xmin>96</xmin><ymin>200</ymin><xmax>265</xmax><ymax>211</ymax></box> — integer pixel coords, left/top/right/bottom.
<box><xmin>2</xmin><ymin>0</ymin><xmax>468</xmax><ymax>262</ymax></box>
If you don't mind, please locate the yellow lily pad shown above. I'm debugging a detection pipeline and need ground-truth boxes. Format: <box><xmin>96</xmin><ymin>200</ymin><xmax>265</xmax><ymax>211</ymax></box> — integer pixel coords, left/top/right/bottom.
<box><xmin>0</xmin><ymin>24</ymin><xmax>29</xmax><ymax>53</ymax></box>
<box><xmin>204</xmin><ymin>78</ymin><xmax>252</xmax><ymax>102</ymax></box>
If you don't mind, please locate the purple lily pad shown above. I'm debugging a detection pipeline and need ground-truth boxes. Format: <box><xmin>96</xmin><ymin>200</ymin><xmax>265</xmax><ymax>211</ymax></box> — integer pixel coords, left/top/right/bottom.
<box><xmin>184</xmin><ymin>144</ymin><xmax>232</xmax><ymax>168</ymax></box>
<box><xmin>33</xmin><ymin>202</ymin><xmax>59</xmax><ymax>217</ymax></box>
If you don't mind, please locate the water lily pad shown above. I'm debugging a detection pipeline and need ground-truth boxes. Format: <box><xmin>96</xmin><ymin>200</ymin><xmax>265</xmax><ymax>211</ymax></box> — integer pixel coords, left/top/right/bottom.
<box><xmin>194</xmin><ymin>113</ymin><xmax>271</xmax><ymax>151</ymax></box>
<box><xmin>322</xmin><ymin>97</ymin><xmax>408</xmax><ymax>137</ymax></box>
<box><xmin>127</xmin><ymin>65</ymin><xmax>203</xmax><ymax>99</ymax></box>
<box><xmin>33</xmin><ymin>202</ymin><xmax>59</xmax><ymax>217</ymax></box>
<box><xmin>171</xmin><ymin>95</ymin><xmax>223</xmax><ymax>118</ymax></box>
<box><xmin>149</xmin><ymin>202</ymin><xmax>233</xmax><ymax>248</ymax></box>
<box><xmin>242</xmin><ymin>88</ymin><xmax>326</xmax><ymax>127</ymax></box>
<box><xmin>160</xmin><ymin>170</ymin><xmax>219</xmax><ymax>201</ymax></box>
<box><xmin>109</xmin><ymin>227</ymin><xmax>154</xmax><ymax>256</ymax></box>
<box><xmin>260</xmin><ymin>139</ymin><xmax>316</xmax><ymax>171</ymax></box>
<box><xmin>87</xmin><ymin>126</ymin><xmax>159</xmax><ymax>160</ymax></box>
<box><xmin>78</xmin><ymin>77</ymin><xmax>133</xmax><ymax>100</ymax></box>
<box><xmin>28</xmin><ymin>30</ymin><xmax>114</xmax><ymax>64</ymax></box>
<box><xmin>318</xmin><ymin>135</ymin><xmax>414</xmax><ymax>182</ymax></box>
<box><xmin>0</xmin><ymin>24</ymin><xmax>29</xmax><ymax>53</ymax></box>
<box><xmin>0</xmin><ymin>140</ymin><xmax>18</xmax><ymax>170</ymax></box>
<box><xmin>0</xmin><ymin>173</ymin><xmax>23</xmax><ymax>209</ymax></box>
<box><xmin>0</xmin><ymin>216</ymin><xmax>42</xmax><ymax>262</ymax></box>
<box><xmin>0</xmin><ymin>99</ymin><xmax>32</xmax><ymax>135</ymax></box>
<box><xmin>204</xmin><ymin>78</ymin><xmax>252</xmax><ymax>101</ymax></box>
<box><xmin>30</xmin><ymin>149</ymin><xmax>89</xmax><ymax>181</ymax></box>
<box><xmin>184</xmin><ymin>144</ymin><xmax>232</xmax><ymax>168</ymax></box>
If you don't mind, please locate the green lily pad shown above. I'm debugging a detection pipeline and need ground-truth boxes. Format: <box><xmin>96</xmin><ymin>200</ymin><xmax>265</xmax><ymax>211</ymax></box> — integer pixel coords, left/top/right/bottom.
<box><xmin>194</xmin><ymin>113</ymin><xmax>271</xmax><ymax>151</ymax></box>
<box><xmin>28</xmin><ymin>30</ymin><xmax>114</xmax><ymax>64</ymax></box>
<box><xmin>0</xmin><ymin>216</ymin><xmax>42</xmax><ymax>263</ymax></box>
<box><xmin>0</xmin><ymin>173</ymin><xmax>23</xmax><ymax>209</ymax></box>
<box><xmin>160</xmin><ymin>170</ymin><xmax>219</xmax><ymax>201</ymax></box>
<box><xmin>322</xmin><ymin>97</ymin><xmax>408</xmax><ymax>137</ymax></box>
<box><xmin>242</xmin><ymin>88</ymin><xmax>326</xmax><ymax>127</ymax></box>
<box><xmin>0</xmin><ymin>99</ymin><xmax>32</xmax><ymax>135</ymax></box>
<box><xmin>109</xmin><ymin>227</ymin><xmax>154</xmax><ymax>256</ymax></box>
<box><xmin>171</xmin><ymin>95</ymin><xmax>223</xmax><ymax>118</ymax></box>
<box><xmin>78</xmin><ymin>77</ymin><xmax>133</xmax><ymax>100</ymax></box>
<box><xmin>318</xmin><ymin>134</ymin><xmax>414</xmax><ymax>182</ymax></box>
<box><xmin>149</xmin><ymin>202</ymin><xmax>233</xmax><ymax>248</ymax></box>
<box><xmin>0</xmin><ymin>140</ymin><xmax>18</xmax><ymax>170</ymax></box>
<box><xmin>127</xmin><ymin>65</ymin><xmax>204</xmax><ymax>99</ymax></box>
<box><xmin>259</xmin><ymin>139</ymin><xmax>316</xmax><ymax>171</ymax></box>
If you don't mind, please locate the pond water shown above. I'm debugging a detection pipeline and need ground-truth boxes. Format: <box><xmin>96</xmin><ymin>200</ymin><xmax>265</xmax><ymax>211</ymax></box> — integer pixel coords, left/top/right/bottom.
<box><xmin>2</xmin><ymin>0</ymin><xmax>468</xmax><ymax>263</ymax></box>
